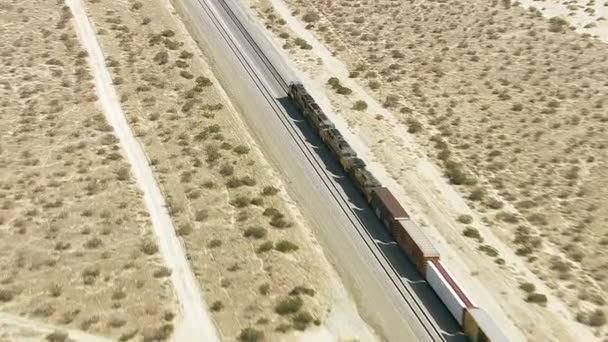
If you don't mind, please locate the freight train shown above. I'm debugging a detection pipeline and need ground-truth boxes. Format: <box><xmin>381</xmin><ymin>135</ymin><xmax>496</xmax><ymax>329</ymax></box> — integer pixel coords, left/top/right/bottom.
<box><xmin>288</xmin><ymin>83</ymin><xmax>508</xmax><ymax>342</ymax></box>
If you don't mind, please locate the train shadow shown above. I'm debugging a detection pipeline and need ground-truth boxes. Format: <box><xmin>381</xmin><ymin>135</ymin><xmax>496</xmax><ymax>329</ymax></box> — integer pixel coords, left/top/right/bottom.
<box><xmin>277</xmin><ymin>97</ymin><xmax>467</xmax><ymax>341</ymax></box>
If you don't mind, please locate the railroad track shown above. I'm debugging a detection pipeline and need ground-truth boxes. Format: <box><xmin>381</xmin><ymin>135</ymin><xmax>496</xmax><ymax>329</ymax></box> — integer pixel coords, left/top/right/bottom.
<box><xmin>193</xmin><ymin>0</ymin><xmax>447</xmax><ymax>340</ymax></box>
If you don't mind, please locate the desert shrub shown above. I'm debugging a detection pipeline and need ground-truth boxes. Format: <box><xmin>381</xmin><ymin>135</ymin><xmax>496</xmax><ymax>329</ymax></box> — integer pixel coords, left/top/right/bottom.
<box><xmin>270</xmin><ymin>215</ymin><xmax>290</xmax><ymax>228</ymax></box>
<box><xmin>262</xmin><ymin>186</ymin><xmax>279</xmax><ymax>196</ymax></box>
<box><xmin>406</xmin><ymin>118</ymin><xmax>422</xmax><ymax>133</ymax></box>
<box><xmin>231</xmin><ymin>196</ymin><xmax>251</xmax><ymax>208</ymax></box>
<box><xmin>485</xmin><ymin>198</ymin><xmax>504</xmax><ymax>210</ymax></box>
<box><xmin>289</xmin><ymin>286</ymin><xmax>315</xmax><ymax>297</ymax></box>
<box><xmin>161</xmin><ymin>29</ymin><xmax>175</xmax><ymax>37</ymax></box>
<box><xmin>115</xmin><ymin>167</ymin><xmax>130</xmax><ymax>181</ymax></box>
<box><xmin>292</xmin><ymin>311</ymin><xmax>314</xmax><ymax>330</ymax></box>
<box><xmin>179</xmin><ymin>50</ymin><xmax>193</xmax><ymax>59</ymax></box>
<box><xmin>196</xmin><ymin>76</ymin><xmax>212</xmax><ymax>87</ymax></box>
<box><xmin>588</xmin><ymin>310</ymin><xmax>606</xmax><ymax>327</ymax></box>
<box><xmin>511</xmin><ymin>103</ymin><xmax>523</xmax><ymax>111</ymax></box>
<box><xmin>225</xmin><ymin>177</ymin><xmax>244</xmax><ymax>189</ymax></box>
<box><xmin>238</xmin><ymin>327</ymin><xmax>264</xmax><ymax>342</ymax></box>
<box><xmin>153</xmin><ymin>267</ymin><xmax>172</xmax><ymax>278</ymax></box>
<box><xmin>48</xmin><ymin>284</ymin><xmax>63</xmax><ymax>297</ymax></box>
<box><xmin>177</xmin><ymin>223</ymin><xmax>193</xmax><ymax>236</ymax></box>
<box><xmin>195</xmin><ymin>210</ymin><xmax>208</xmax><ymax>222</ymax></box>
<box><xmin>445</xmin><ymin>161</ymin><xmax>467</xmax><ymax>185</ymax></box>
<box><xmin>208</xmin><ymin>239</ymin><xmax>222</xmax><ymax>248</ymax></box>
<box><xmin>233</xmin><ymin>145</ymin><xmax>250</xmax><ymax>155</ymax></box>
<box><xmin>478</xmin><ymin>245</ymin><xmax>499</xmax><ymax>257</ymax></box>
<box><xmin>275</xmin><ymin>296</ymin><xmax>303</xmax><ymax>315</ymax></box>
<box><xmin>525</xmin><ymin>293</ymin><xmax>547</xmax><ymax>305</ymax></box>
<box><xmin>457</xmin><ymin>214</ymin><xmax>473</xmax><ymax>224</ymax></box>
<box><xmin>353</xmin><ymin>100</ymin><xmax>368</xmax><ymax>111</ymax></box>
<box><xmin>220</xmin><ymin>164</ymin><xmax>234</xmax><ymax>176</ymax></box>
<box><xmin>0</xmin><ymin>288</ymin><xmax>14</xmax><ymax>302</ymax></box>
<box><xmin>259</xmin><ymin>283</ymin><xmax>270</xmax><ymax>295</ymax></box>
<box><xmin>153</xmin><ymin>51</ymin><xmax>169</xmax><ymax>65</ymax></box>
<box><xmin>46</xmin><ymin>331</ymin><xmax>69</xmax><ymax>342</ymax></box>
<box><xmin>336</xmin><ymin>86</ymin><xmax>352</xmax><ymax>95</ymax></box>
<box><xmin>302</xmin><ymin>12</ymin><xmax>320</xmax><ymax>23</ymax></box>
<box><xmin>142</xmin><ymin>324</ymin><xmax>173</xmax><ymax>342</ymax></box>
<box><xmin>369</xmin><ymin>80</ymin><xmax>381</xmax><ymax>90</ymax></box>
<box><xmin>141</xmin><ymin>239</ymin><xmax>159</xmax><ymax>255</ymax></box>
<box><xmin>244</xmin><ymin>226</ymin><xmax>267</xmax><ymax>239</ymax></box>
<box><xmin>210</xmin><ymin>301</ymin><xmax>224</xmax><ymax>312</ymax></box>
<box><xmin>119</xmin><ymin>329</ymin><xmax>138</xmax><ymax>341</ymax></box>
<box><xmin>250</xmin><ymin>197</ymin><xmax>264</xmax><ymax>206</ymax></box>
<box><xmin>275</xmin><ymin>240</ymin><xmax>299</xmax><ymax>252</ymax></box>
<box><xmin>33</xmin><ymin>304</ymin><xmax>56</xmax><ymax>318</ymax></box>
<box><xmin>141</xmin><ymin>17</ymin><xmax>151</xmax><ymax>25</ymax></box>
<box><xmin>108</xmin><ymin>316</ymin><xmax>127</xmax><ymax>328</ymax></box>
<box><xmin>548</xmin><ymin>16</ymin><xmax>569</xmax><ymax>32</ymax></box>
<box><xmin>383</xmin><ymin>95</ymin><xmax>399</xmax><ymax>108</ymax></box>
<box><xmin>519</xmin><ymin>282</ymin><xmax>535</xmax><ymax>293</ymax></box>
<box><xmin>550</xmin><ymin>257</ymin><xmax>571</xmax><ymax>273</ymax></box>
<box><xmin>294</xmin><ymin>38</ymin><xmax>312</xmax><ymax>50</ymax></box>
<box><xmin>468</xmin><ymin>188</ymin><xmax>485</xmax><ymax>201</ymax></box>
<box><xmin>257</xmin><ymin>241</ymin><xmax>274</xmax><ymax>253</ymax></box>
<box><xmin>462</xmin><ymin>227</ymin><xmax>481</xmax><ymax>240</ymax></box>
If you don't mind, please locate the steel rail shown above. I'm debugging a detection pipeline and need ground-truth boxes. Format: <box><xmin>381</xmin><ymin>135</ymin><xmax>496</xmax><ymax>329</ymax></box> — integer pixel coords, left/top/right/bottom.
<box><xmin>193</xmin><ymin>1</ymin><xmax>446</xmax><ymax>340</ymax></box>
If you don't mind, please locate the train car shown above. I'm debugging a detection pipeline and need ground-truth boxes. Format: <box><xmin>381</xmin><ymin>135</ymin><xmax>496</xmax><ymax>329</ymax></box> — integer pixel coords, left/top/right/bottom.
<box><xmin>340</xmin><ymin>156</ymin><xmax>366</xmax><ymax>174</ymax></box>
<box><xmin>321</xmin><ymin>128</ymin><xmax>356</xmax><ymax>159</ymax></box>
<box><xmin>306</xmin><ymin>107</ymin><xmax>334</xmax><ymax>133</ymax></box>
<box><xmin>425</xmin><ymin>259</ymin><xmax>475</xmax><ymax>325</ymax></box>
<box><xmin>369</xmin><ymin>187</ymin><xmax>409</xmax><ymax>233</ymax></box>
<box><xmin>464</xmin><ymin>308</ymin><xmax>509</xmax><ymax>342</ymax></box>
<box><xmin>394</xmin><ymin>220</ymin><xmax>440</xmax><ymax>274</ymax></box>
<box><xmin>289</xmin><ymin>83</ymin><xmax>332</xmax><ymax>132</ymax></box>
<box><xmin>288</xmin><ymin>83</ymin><xmax>309</xmax><ymax>110</ymax></box>
<box><xmin>352</xmin><ymin>168</ymin><xmax>381</xmax><ymax>201</ymax></box>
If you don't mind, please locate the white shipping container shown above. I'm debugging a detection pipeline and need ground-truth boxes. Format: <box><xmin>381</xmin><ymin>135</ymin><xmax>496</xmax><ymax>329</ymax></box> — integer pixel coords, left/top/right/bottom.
<box><xmin>426</xmin><ymin>261</ymin><xmax>466</xmax><ymax>325</ymax></box>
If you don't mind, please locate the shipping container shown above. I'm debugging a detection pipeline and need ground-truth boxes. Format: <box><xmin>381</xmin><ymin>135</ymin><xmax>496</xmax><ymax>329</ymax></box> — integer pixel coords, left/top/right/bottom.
<box><xmin>394</xmin><ymin>220</ymin><xmax>440</xmax><ymax>274</ymax></box>
<box><xmin>464</xmin><ymin>308</ymin><xmax>509</xmax><ymax>342</ymax></box>
<box><xmin>426</xmin><ymin>260</ymin><xmax>474</xmax><ymax>324</ymax></box>
<box><xmin>370</xmin><ymin>188</ymin><xmax>409</xmax><ymax>235</ymax></box>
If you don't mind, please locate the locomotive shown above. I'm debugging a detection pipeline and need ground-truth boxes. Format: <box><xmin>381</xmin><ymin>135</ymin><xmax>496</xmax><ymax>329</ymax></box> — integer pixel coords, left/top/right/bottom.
<box><xmin>288</xmin><ymin>82</ymin><xmax>507</xmax><ymax>342</ymax></box>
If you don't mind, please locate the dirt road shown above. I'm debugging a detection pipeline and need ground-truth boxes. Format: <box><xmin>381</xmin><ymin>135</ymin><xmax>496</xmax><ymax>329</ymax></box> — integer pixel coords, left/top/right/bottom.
<box><xmin>65</xmin><ymin>0</ymin><xmax>220</xmax><ymax>340</ymax></box>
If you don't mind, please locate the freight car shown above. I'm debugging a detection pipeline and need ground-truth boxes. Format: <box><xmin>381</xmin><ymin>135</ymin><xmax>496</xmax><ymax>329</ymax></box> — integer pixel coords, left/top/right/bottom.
<box><xmin>287</xmin><ymin>82</ymin><xmax>508</xmax><ymax>342</ymax></box>
<box><xmin>395</xmin><ymin>220</ymin><xmax>440</xmax><ymax>274</ymax></box>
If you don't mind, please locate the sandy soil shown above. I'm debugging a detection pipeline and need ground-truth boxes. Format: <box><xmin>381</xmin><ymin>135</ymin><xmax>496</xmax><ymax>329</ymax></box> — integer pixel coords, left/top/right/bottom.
<box><xmin>241</xmin><ymin>0</ymin><xmax>608</xmax><ymax>340</ymax></box>
<box><xmin>80</xmin><ymin>0</ymin><xmax>377</xmax><ymax>340</ymax></box>
<box><xmin>0</xmin><ymin>312</ymin><xmax>111</xmax><ymax>342</ymax></box>
<box><xmin>0</xmin><ymin>1</ymin><xmax>177</xmax><ymax>341</ymax></box>
<box><xmin>516</xmin><ymin>0</ymin><xmax>608</xmax><ymax>41</ymax></box>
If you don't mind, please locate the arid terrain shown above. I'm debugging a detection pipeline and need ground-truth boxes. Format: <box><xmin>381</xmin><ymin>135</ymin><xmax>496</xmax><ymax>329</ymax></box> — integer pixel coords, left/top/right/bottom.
<box><xmin>242</xmin><ymin>0</ymin><xmax>608</xmax><ymax>340</ymax></box>
<box><xmin>79</xmin><ymin>0</ymin><xmax>376</xmax><ymax>340</ymax></box>
<box><xmin>0</xmin><ymin>1</ymin><xmax>176</xmax><ymax>341</ymax></box>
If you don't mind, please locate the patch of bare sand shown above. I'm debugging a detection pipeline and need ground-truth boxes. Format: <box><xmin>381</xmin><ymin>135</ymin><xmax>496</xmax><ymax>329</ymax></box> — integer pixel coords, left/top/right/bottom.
<box><xmin>0</xmin><ymin>1</ymin><xmax>176</xmax><ymax>341</ymax></box>
<box><xmin>242</xmin><ymin>0</ymin><xmax>608</xmax><ymax>340</ymax></box>
<box><xmin>81</xmin><ymin>0</ymin><xmax>376</xmax><ymax>340</ymax></box>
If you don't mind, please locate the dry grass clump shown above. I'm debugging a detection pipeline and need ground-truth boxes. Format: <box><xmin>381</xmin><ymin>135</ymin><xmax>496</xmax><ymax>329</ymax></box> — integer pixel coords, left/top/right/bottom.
<box><xmin>83</xmin><ymin>0</ymin><xmax>329</xmax><ymax>339</ymax></box>
<box><xmin>0</xmin><ymin>1</ymin><xmax>175</xmax><ymax>339</ymax></box>
<box><xmin>261</xmin><ymin>0</ymin><xmax>608</xmax><ymax>334</ymax></box>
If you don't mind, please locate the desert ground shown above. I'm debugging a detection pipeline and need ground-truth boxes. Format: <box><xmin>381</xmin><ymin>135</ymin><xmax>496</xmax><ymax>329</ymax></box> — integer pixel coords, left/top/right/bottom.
<box><xmin>0</xmin><ymin>0</ymin><xmax>177</xmax><ymax>341</ymax></box>
<box><xmin>242</xmin><ymin>0</ymin><xmax>608</xmax><ymax>340</ymax></box>
<box><xmin>79</xmin><ymin>0</ymin><xmax>377</xmax><ymax>340</ymax></box>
